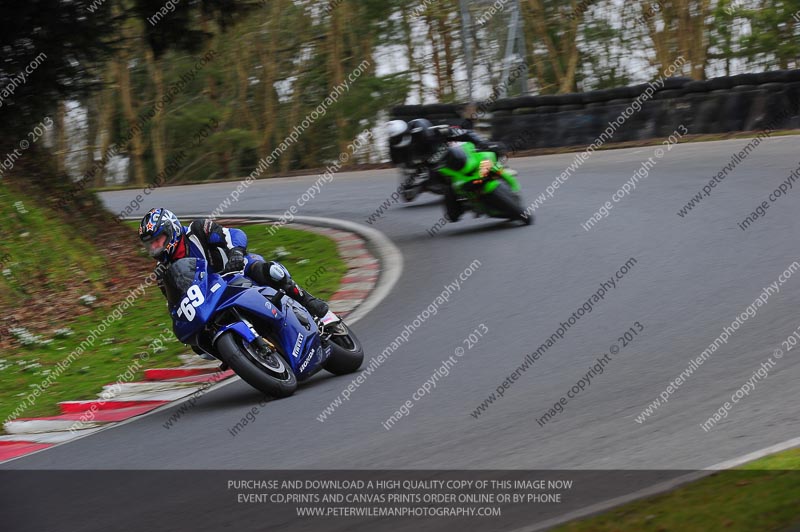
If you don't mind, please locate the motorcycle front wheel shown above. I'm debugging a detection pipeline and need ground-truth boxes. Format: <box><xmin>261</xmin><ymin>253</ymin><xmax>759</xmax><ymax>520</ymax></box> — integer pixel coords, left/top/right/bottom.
<box><xmin>215</xmin><ymin>332</ymin><xmax>297</xmax><ymax>398</ymax></box>
<box><xmin>483</xmin><ymin>181</ymin><xmax>532</xmax><ymax>225</ymax></box>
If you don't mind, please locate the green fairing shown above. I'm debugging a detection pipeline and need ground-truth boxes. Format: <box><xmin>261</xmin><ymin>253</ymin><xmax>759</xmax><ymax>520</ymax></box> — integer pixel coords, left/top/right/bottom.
<box><xmin>437</xmin><ymin>143</ymin><xmax>519</xmax><ymax>194</ymax></box>
<box><xmin>433</xmin><ymin>141</ymin><xmax>530</xmax><ymax>223</ymax></box>
<box><xmin>500</xmin><ymin>169</ymin><xmax>521</xmax><ymax>192</ymax></box>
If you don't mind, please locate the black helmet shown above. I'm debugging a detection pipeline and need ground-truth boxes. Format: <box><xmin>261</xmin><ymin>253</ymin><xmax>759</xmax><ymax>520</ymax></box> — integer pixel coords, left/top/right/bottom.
<box><xmin>407</xmin><ymin>118</ymin><xmax>439</xmax><ymax>164</ymax></box>
<box><xmin>408</xmin><ymin>118</ymin><xmax>435</xmax><ymax>144</ymax></box>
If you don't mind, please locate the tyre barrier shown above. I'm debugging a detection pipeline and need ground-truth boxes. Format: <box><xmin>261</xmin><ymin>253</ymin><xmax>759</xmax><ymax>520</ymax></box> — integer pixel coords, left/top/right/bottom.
<box><xmin>391</xmin><ymin>69</ymin><xmax>800</xmax><ymax>150</ymax></box>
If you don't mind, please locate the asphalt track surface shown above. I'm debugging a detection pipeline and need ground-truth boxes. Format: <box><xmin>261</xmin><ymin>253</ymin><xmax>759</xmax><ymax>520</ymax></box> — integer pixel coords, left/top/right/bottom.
<box><xmin>5</xmin><ymin>138</ymin><xmax>800</xmax><ymax>530</ymax></box>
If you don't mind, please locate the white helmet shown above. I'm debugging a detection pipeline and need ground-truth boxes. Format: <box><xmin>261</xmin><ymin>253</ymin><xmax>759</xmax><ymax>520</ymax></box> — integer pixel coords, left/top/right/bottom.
<box><xmin>386</xmin><ymin>120</ymin><xmax>412</xmax><ymax>149</ymax></box>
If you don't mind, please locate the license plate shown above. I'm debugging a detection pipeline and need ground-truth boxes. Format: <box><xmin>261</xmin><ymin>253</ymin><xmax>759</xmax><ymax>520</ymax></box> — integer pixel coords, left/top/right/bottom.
<box><xmin>320</xmin><ymin>310</ymin><xmax>339</xmax><ymax>325</ymax></box>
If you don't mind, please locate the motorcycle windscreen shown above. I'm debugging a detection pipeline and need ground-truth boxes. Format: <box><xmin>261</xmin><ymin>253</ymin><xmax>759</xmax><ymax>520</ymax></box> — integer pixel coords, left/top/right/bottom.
<box><xmin>163</xmin><ymin>258</ymin><xmax>205</xmax><ymax>309</ymax></box>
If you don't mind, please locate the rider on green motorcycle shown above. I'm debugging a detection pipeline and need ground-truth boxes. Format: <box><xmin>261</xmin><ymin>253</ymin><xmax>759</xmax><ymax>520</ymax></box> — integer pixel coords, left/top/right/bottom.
<box><xmin>387</xmin><ymin>118</ymin><xmax>507</xmax><ymax>221</ymax></box>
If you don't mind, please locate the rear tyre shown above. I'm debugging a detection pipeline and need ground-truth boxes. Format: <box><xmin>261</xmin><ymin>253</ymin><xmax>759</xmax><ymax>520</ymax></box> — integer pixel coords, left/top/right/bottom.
<box><xmin>401</xmin><ymin>174</ymin><xmax>421</xmax><ymax>202</ymax></box>
<box><xmin>215</xmin><ymin>332</ymin><xmax>297</xmax><ymax>398</ymax></box>
<box><xmin>323</xmin><ymin>322</ymin><xmax>364</xmax><ymax>375</ymax></box>
<box><xmin>402</xmin><ymin>186</ymin><xmax>419</xmax><ymax>202</ymax></box>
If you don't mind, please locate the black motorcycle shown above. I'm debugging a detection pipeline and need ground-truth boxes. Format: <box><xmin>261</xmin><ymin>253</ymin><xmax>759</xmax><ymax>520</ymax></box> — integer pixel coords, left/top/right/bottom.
<box><xmin>399</xmin><ymin>164</ymin><xmax>448</xmax><ymax>202</ymax></box>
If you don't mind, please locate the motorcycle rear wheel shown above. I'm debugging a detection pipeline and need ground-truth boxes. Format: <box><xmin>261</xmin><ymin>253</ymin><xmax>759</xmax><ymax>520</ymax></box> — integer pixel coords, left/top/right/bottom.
<box><xmin>323</xmin><ymin>322</ymin><xmax>365</xmax><ymax>375</ymax></box>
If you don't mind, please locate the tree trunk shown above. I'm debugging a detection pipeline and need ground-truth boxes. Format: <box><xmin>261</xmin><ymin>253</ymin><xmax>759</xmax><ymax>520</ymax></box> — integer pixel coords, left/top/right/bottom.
<box><xmin>528</xmin><ymin>0</ymin><xmax>581</xmax><ymax>93</ymax></box>
<box><xmin>236</xmin><ymin>41</ymin><xmax>258</xmax><ymax>134</ymax></box>
<box><xmin>94</xmin><ymin>64</ymin><xmax>115</xmax><ymax>187</ymax></box>
<box><xmin>557</xmin><ymin>1</ymin><xmax>581</xmax><ymax>93</ymax></box>
<box><xmin>329</xmin><ymin>2</ymin><xmax>348</xmax><ymax>155</ymax></box>
<box><xmin>259</xmin><ymin>0</ymin><xmax>280</xmax><ymax>159</ymax></box>
<box><xmin>145</xmin><ymin>47</ymin><xmax>166</xmax><ymax>177</ymax></box>
<box><xmin>200</xmin><ymin>14</ymin><xmax>218</xmax><ymax>101</ymax></box>
<box><xmin>401</xmin><ymin>6</ymin><xmax>424</xmax><ymax>103</ymax></box>
<box><xmin>117</xmin><ymin>52</ymin><xmax>146</xmax><ymax>186</ymax></box>
<box><xmin>644</xmin><ymin>0</ymin><xmax>710</xmax><ymax>79</ymax></box>
<box><xmin>83</xmin><ymin>93</ymin><xmax>99</xmax><ymax>181</ymax></box>
<box><xmin>426</xmin><ymin>14</ymin><xmax>445</xmax><ymax>101</ymax></box>
<box><xmin>437</xmin><ymin>10</ymin><xmax>456</xmax><ymax>97</ymax></box>
<box><xmin>55</xmin><ymin>100</ymin><xmax>67</xmax><ymax>176</ymax></box>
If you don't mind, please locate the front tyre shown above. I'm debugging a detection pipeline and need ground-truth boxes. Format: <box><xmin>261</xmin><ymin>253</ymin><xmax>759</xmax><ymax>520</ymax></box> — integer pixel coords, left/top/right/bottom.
<box><xmin>323</xmin><ymin>322</ymin><xmax>364</xmax><ymax>375</ymax></box>
<box><xmin>519</xmin><ymin>206</ymin><xmax>533</xmax><ymax>225</ymax></box>
<box><xmin>485</xmin><ymin>181</ymin><xmax>532</xmax><ymax>225</ymax></box>
<box><xmin>401</xmin><ymin>173</ymin><xmax>421</xmax><ymax>202</ymax></box>
<box><xmin>215</xmin><ymin>332</ymin><xmax>297</xmax><ymax>398</ymax></box>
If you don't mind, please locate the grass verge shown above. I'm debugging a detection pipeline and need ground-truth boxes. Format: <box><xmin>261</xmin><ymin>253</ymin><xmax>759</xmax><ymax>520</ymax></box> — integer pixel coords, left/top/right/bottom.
<box><xmin>553</xmin><ymin>448</ymin><xmax>800</xmax><ymax>532</ymax></box>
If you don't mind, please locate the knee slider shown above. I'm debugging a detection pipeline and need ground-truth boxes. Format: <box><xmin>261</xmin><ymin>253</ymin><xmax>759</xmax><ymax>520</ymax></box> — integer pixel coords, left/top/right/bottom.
<box><xmin>269</xmin><ymin>263</ymin><xmax>288</xmax><ymax>282</ymax></box>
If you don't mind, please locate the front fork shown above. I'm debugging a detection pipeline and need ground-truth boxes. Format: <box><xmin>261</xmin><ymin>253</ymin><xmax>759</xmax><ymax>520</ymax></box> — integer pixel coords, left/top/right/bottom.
<box><xmin>461</xmin><ymin>168</ymin><xmax>521</xmax><ymax>198</ymax></box>
<box><xmin>491</xmin><ymin>165</ymin><xmax>521</xmax><ymax>193</ymax></box>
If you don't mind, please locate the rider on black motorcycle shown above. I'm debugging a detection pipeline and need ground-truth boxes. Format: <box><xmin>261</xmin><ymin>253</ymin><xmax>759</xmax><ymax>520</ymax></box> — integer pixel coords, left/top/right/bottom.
<box><xmin>138</xmin><ymin>208</ymin><xmax>329</xmax><ymax>318</ymax></box>
<box><xmin>387</xmin><ymin>118</ymin><xmax>506</xmax><ymax>221</ymax></box>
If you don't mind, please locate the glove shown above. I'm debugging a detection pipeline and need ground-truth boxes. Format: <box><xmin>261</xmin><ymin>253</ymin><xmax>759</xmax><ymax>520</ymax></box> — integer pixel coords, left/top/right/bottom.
<box><xmin>479</xmin><ymin>159</ymin><xmax>493</xmax><ymax>178</ymax></box>
<box><xmin>488</xmin><ymin>142</ymin><xmax>507</xmax><ymax>159</ymax></box>
<box><xmin>227</xmin><ymin>247</ymin><xmax>246</xmax><ymax>272</ymax></box>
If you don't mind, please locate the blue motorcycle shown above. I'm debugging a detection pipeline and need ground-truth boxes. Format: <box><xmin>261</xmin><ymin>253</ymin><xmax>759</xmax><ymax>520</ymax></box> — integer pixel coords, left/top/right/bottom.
<box><xmin>163</xmin><ymin>257</ymin><xmax>364</xmax><ymax>398</ymax></box>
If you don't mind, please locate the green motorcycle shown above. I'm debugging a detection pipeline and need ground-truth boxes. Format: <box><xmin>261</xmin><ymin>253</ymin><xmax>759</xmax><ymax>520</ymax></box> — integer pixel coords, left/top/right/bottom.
<box><xmin>437</xmin><ymin>142</ymin><xmax>532</xmax><ymax>226</ymax></box>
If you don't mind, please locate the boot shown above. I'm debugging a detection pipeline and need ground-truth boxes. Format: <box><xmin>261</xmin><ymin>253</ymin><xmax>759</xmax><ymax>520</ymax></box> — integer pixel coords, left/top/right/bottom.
<box><xmin>444</xmin><ymin>185</ymin><xmax>464</xmax><ymax>222</ymax></box>
<box><xmin>250</xmin><ymin>262</ymin><xmax>329</xmax><ymax>318</ymax></box>
<box><xmin>283</xmin><ymin>279</ymin><xmax>329</xmax><ymax>318</ymax></box>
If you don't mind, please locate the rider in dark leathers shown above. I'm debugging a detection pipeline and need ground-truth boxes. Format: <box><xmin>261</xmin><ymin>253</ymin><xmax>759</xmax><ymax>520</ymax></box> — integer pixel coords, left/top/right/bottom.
<box><xmin>387</xmin><ymin>118</ymin><xmax>506</xmax><ymax>221</ymax></box>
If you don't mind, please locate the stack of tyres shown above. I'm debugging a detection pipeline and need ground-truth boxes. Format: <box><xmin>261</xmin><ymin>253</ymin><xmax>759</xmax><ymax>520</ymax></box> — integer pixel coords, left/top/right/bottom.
<box><xmin>681</xmin><ymin>81</ymin><xmax>714</xmax><ymax>134</ymax></box>
<box><xmin>391</xmin><ymin>71</ymin><xmax>800</xmax><ymax>150</ymax></box>
<box><xmin>554</xmin><ymin>108</ymin><xmax>591</xmax><ymax>147</ymax></box>
<box><xmin>531</xmin><ymin>107</ymin><xmax>559</xmax><ymax>148</ymax></box>
<box><xmin>749</xmin><ymin>83</ymin><xmax>794</xmax><ymax>131</ymax></box>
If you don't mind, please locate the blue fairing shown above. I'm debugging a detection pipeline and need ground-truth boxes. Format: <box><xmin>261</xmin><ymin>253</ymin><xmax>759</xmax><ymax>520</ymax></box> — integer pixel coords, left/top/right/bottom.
<box><xmin>214</xmin><ymin>321</ymin><xmax>257</xmax><ymax>344</ymax></box>
<box><xmin>167</xmin><ymin>258</ymin><xmax>330</xmax><ymax>381</ymax></box>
